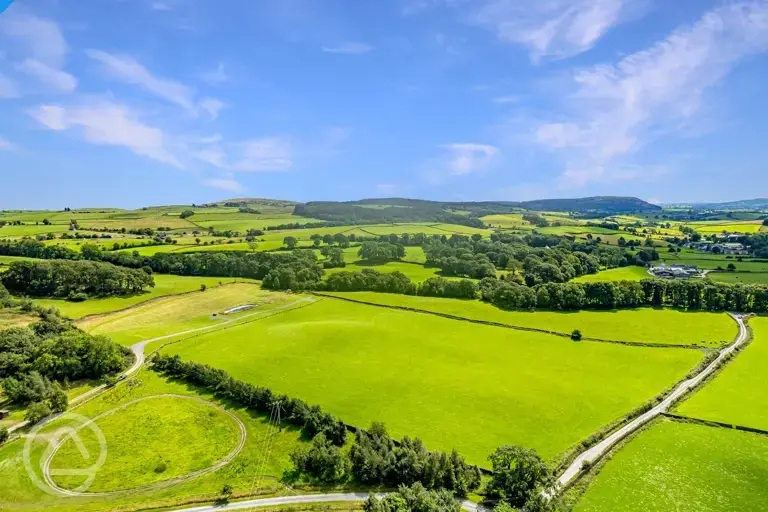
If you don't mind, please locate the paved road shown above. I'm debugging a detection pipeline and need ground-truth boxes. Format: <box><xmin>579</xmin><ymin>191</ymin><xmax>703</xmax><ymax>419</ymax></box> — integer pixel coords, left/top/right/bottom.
<box><xmin>556</xmin><ymin>313</ymin><xmax>749</xmax><ymax>489</ymax></box>
<box><xmin>7</xmin><ymin>297</ymin><xmax>314</xmax><ymax>434</ymax></box>
<box><xmin>165</xmin><ymin>493</ymin><xmax>487</xmax><ymax>511</ymax></box>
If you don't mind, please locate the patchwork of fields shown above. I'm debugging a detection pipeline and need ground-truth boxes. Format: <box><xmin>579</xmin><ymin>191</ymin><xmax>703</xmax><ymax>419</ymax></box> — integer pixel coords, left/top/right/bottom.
<box><xmin>162</xmin><ymin>298</ymin><xmax>704</xmax><ymax>465</ymax></box>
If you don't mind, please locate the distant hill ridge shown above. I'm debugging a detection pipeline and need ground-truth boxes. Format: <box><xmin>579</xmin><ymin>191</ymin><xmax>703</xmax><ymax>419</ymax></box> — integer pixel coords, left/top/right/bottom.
<box><xmin>292</xmin><ymin>196</ymin><xmax>660</xmax><ymax>226</ymax></box>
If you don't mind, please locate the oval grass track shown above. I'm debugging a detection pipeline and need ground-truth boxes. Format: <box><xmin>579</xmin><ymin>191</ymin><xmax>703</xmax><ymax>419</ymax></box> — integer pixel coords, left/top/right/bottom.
<box><xmin>162</xmin><ymin>298</ymin><xmax>704</xmax><ymax>465</ymax></box>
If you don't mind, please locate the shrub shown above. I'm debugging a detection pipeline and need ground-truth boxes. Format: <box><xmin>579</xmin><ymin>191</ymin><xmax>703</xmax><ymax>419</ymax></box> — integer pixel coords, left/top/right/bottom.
<box><xmin>154</xmin><ymin>462</ymin><xmax>167</xmax><ymax>473</ymax></box>
<box><xmin>0</xmin><ymin>427</ymin><xmax>9</xmax><ymax>444</ymax></box>
<box><xmin>200</xmin><ymin>284</ymin><xmax>207</xmax><ymax>292</ymax></box>
<box><xmin>25</xmin><ymin>402</ymin><xmax>53</xmax><ymax>425</ymax></box>
<box><xmin>67</xmin><ymin>292</ymin><xmax>88</xmax><ymax>302</ymax></box>
<box><xmin>571</xmin><ymin>329</ymin><xmax>583</xmax><ymax>341</ymax></box>
<box><xmin>221</xmin><ymin>483</ymin><xmax>233</xmax><ymax>495</ymax></box>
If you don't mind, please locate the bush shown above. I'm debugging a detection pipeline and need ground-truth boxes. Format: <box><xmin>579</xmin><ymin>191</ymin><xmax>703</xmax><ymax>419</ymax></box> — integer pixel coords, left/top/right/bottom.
<box><xmin>0</xmin><ymin>427</ymin><xmax>8</xmax><ymax>444</ymax></box>
<box><xmin>200</xmin><ymin>284</ymin><xmax>207</xmax><ymax>292</ymax></box>
<box><xmin>179</xmin><ymin>210</ymin><xmax>195</xmax><ymax>219</ymax></box>
<box><xmin>67</xmin><ymin>292</ymin><xmax>88</xmax><ymax>302</ymax></box>
<box><xmin>221</xmin><ymin>483</ymin><xmax>233</xmax><ymax>495</ymax></box>
<box><xmin>25</xmin><ymin>401</ymin><xmax>53</xmax><ymax>425</ymax></box>
<box><xmin>154</xmin><ymin>462</ymin><xmax>167</xmax><ymax>473</ymax></box>
<box><xmin>363</xmin><ymin>483</ymin><xmax>460</xmax><ymax>512</ymax></box>
<box><xmin>571</xmin><ymin>329</ymin><xmax>583</xmax><ymax>341</ymax></box>
<box><xmin>290</xmin><ymin>433</ymin><xmax>348</xmax><ymax>482</ymax></box>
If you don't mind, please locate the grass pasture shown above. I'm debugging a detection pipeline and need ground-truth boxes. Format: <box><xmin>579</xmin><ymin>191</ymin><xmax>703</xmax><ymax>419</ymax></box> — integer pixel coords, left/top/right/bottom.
<box><xmin>76</xmin><ymin>282</ymin><xmax>283</xmax><ymax>346</ymax></box>
<box><xmin>572</xmin><ymin>266</ymin><xmax>649</xmax><ymax>283</ymax></box>
<box><xmin>50</xmin><ymin>395</ymin><xmax>242</xmax><ymax>492</ymax></box>
<box><xmin>162</xmin><ymin>298</ymin><xmax>703</xmax><ymax>464</ymax></box>
<box><xmin>676</xmin><ymin>317</ymin><xmax>768</xmax><ymax>429</ymax></box>
<box><xmin>0</xmin><ymin>369</ymin><xmax>309</xmax><ymax>512</ymax></box>
<box><xmin>707</xmin><ymin>272</ymin><xmax>768</xmax><ymax>284</ymax></box>
<box><xmin>32</xmin><ymin>275</ymin><xmax>258</xmax><ymax>319</ymax></box>
<box><xmin>575</xmin><ymin>419</ymin><xmax>768</xmax><ymax>512</ymax></box>
<box><xmin>320</xmin><ymin>292</ymin><xmax>736</xmax><ymax>347</ymax></box>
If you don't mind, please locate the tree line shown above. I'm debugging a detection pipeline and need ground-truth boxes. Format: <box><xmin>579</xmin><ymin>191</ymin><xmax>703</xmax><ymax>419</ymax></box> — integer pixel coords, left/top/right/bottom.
<box><xmin>324</xmin><ymin>271</ymin><xmax>479</xmax><ymax>299</ymax></box>
<box><xmin>480</xmin><ymin>277</ymin><xmax>768</xmax><ymax>312</ymax></box>
<box><xmin>292</xmin><ymin>422</ymin><xmax>482</xmax><ymax>497</ymax></box>
<box><xmin>0</xmin><ymin>287</ymin><xmax>130</xmax><ymax>425</ymax></box>
<box><xmin>1</xmin><ymin>260</ymin><xmax>154</xmax><ymax>300</ymax></box>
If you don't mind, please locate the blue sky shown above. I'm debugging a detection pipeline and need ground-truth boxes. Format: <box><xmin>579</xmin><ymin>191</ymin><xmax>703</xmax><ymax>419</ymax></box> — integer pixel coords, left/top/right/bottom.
<box><xmin>1</xmin><ymin>0</ymin><xmax>768</xmax><ymax>209</ymax></box>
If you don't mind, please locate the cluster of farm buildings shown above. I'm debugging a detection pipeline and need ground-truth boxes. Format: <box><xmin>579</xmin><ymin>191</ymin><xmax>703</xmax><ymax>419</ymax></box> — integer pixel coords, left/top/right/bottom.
<box><xmin>648</xmin><ymin>264</ymin><xmax>702</xmax><ymax>280</ymax></box>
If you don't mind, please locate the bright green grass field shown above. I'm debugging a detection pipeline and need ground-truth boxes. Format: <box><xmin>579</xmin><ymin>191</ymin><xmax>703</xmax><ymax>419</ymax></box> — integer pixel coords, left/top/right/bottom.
<box><xmin>163</xmin><ymin>298</ymin><xmax>702</xmax><ymax>464</ymax></box>
<box><xmin>707</xmin><ymin>272</ymin><xmax>768</xmax><ymax>284</ymax></box>
<box><xmin>676</xmin><ymin>317</ymin><xmax>768</xmax><ymax>428</ymax></box>
<box><xmin>50</xmin><ymin>396</ymin><xmax>242</xmax><ymax>492</ymax></box>
<box><xmin>572</xmin><ymin>266</ymin><xmax>649</xmax><ymax>283</ymax></box>
<box><xmin>32</xmin><ymin>275</ymin><xmax>257</xmax><ymax>319</ymax></box>
<box><xmin>0</xmin><ymin>370</ymin><xmax>307</xmax><ymax>512</ymax></box>
<box><xmin>575</xmin><ymin>420</ymin><xmax>768</xmax><ymax>512</ymax></box>
<box><xmin>324</xmin><ymin>260</ymin><xmax>452</xmax><ymax>283</ymax></box>
<box><xmin>77</xmin><ymin>284</ymin><xmax>294</xmax><ymax>346</ymax></box>
<box><xmin>320</xmin><ymin>292</ymin><xmax>736</xmax><ymax>347</ymax></box>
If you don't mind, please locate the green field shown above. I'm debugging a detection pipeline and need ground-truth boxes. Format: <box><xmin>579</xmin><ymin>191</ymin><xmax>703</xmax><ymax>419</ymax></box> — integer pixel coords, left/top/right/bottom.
<box><xmin>686</xmin><ymin>221</ymin><xmax>763</xmax><ymax>234</ymax></box>
<box><xmin>575</xmin><ymin>420</ymin><xmax>768</xmax><ymax>511</ymax></box>
<box><xmin>50</xmin><ymin>395</ymin><xmax>242</xmax><ymax>492</ymax></box>
<box><xmin>707</xmin><ymin>272</ymin><xmax>768</xmax><ymax>284</ymax></box>
<box><xmin>76</xmin><ymin>283</ymin><xmax>291</xmax><ymax>346</ymax></box>
<box><xmin>0</xmin><ymin>370</ymin><xmax>308</xmax><ymax>512</ymax></box>
<box><xmin>676</xmin><ymin>317</ymin><xmax>768</xmax><ymax>428</ymax></box>
<box><xmin>162</xmin><ymin>298</ymin><xmax>703</xmax><ymax>464</ymax></box>
<box><xmin>572</xmin><ymin>266</ymin><xmax>649</xmax><ymax>283</ymax></box>
<box><xmin>32</xmin><ymin>275</ymin><xmax>258</xmax><ymax>319</ymax></box>
<box><xmin>320</xmin><ymin>292</ymin><xmax>736</xmax><ymax>347</ymax></box>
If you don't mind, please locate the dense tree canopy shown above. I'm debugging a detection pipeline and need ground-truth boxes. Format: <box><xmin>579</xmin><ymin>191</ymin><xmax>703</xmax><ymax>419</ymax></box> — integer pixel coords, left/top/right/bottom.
<box><xmin>1</xmin><ymin>260</ymin><xmax>154</xmax><ymax>299</ymax></box>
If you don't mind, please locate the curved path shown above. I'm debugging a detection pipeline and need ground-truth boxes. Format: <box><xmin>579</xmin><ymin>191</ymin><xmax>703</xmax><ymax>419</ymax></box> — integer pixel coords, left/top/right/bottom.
<box><xmin>42</xmin><ymin>394</ymin><xmax>247</xmax><ymax>497</ymax></box>
<box><xmin>556</xmin><ymin>313</ymin><xmax>749</xmax><ymax>489</ymax></box>
<box><xmin>8</xmin><ymin>296</ymin><xmax>314</xmax><ymax>435</ymax></box>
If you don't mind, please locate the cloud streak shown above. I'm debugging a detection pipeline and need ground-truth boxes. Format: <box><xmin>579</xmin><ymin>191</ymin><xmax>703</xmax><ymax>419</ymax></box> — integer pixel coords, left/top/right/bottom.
<box><xmin>29</xmin><ymin>101</ymin><xmax>182</xmax><ymax>168</ymax></box>
<box><xmin>440</xmin><ymin>143</ymin><xmax>499</xmax><ymax>175</ymax></box>
<box><xmin>195</xmin><ymin>136</ymin><xmax>293</xmax><ymax>172</ymax></box>
<box><xmin>203</xmin><ymin>178</ymin><xmax>245</xmax><ymax>194</ymax></box>
<box><xmin>530</xmin><ymin>0</ymin><xmax>768</xmax><ymax>187</ymax></box>
<box><xmin>321</xmin><ymin>42</ymin><xmax>373</xmax><ymax>55</ymax></box>
<box><xmin>18</xmin><ymin>59</ymin><xmax>77</xmax><ymax>93</ymax></box>
<box><xmin>86</xmin><ymin>50</ymin><xmax>224</xmax><ymax>119</ymax></box>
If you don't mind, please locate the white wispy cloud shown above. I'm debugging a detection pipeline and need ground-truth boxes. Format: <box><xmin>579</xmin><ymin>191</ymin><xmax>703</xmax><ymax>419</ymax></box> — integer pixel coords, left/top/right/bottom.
<box><xmin>18</xmin><ymin>59</ymin><xmax>77</xmax><ymax>93</ymax></box>
<box><xmin>201</xmin><ymin>62</ymin><xmax>229</xmax><ymax>85</ymax></box>
<box><xmin>0</xmin><ymin>74</ymin><xmax>19</xmax><ymax>98</ymax></box>
<box><xmin>531</xmin><ymin>0</ymin><xmax>768</xmax><ymax>188</ymax></box>
<box><xmin>197</xmin><ymin>97</ymin><xmax>226</xmax><ymax>120</ymax></box>
<box><xmin>477</xmin><ymin>0</ymin><xmax>635</xmax><ymax>61</ymax></box>
<box><xmin>493</xmin><ymin>95</ymin><xmax>519</xmax><ymax>104</ymax></box>
<box><xmin>86</xmin><ymin>50</ymin><xmax>225</xmax><ymax>119</ymax></box>
<box><xmin>321</xmin><ymin>42</ymin><xmax>373</xmax><ymax>55</ymax></box>
<box><xmin>86</xmin><ymin>50</ymin><xmax>196</xmax><ymax>110</ymax></box>
<box><xmin>0</xmin><ymin>13</ymin><xmax>77</xmax><ymax>92</ymax></box>
<box><xmin>195</xmin><ymin>136</ymin><xmax>293</xmax><ymax>172</ymax></box>
<box><xmin>203</xmin><ymin>178</ymin><xmax>245</xmax><ymax>194</ymax></box>
<box><xmin>440</xmin><ymin>143</ymin><xmax>499</xmax><ymax>175</ymax></box>
<box><xmin>29</xmin><ymin>101</ymin><xmax>183</xmax><ymax>168</ymax></box>
<box><xmin>0</xmin><ymin>13</ymin><xmax>68</xmax><ymax>68</ymax></box>
<box><xmin>150</xmin><ymin>2</ymin><xmax>172</xmax><ymax>11</ymax></box>
<box><xmin>418</xmin><ymin>0</ymin><xmax>640</xmax><ymax>61</ymax></box>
